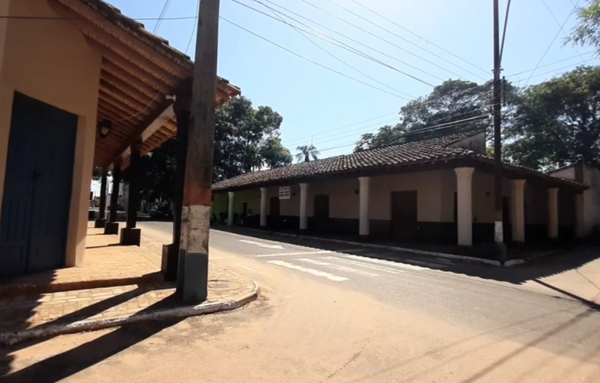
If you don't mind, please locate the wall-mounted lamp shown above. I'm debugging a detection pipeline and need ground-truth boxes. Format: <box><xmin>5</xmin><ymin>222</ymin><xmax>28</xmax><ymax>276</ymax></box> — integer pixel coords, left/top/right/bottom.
<box><xmin>98</xmin><ymin>119</ymin><xmax>112</xmax><ymax>139</ymax></box>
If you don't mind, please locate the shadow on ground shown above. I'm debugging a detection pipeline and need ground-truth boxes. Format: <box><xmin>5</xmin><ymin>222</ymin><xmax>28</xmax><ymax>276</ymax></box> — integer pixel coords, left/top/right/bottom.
<box><xmin>214</xmin><ymin>226</ymin><xmax>600</xmax><ymax>288</ymax></box>
<box><xmin>0</xmin><ymin>294</ymin><xmax>184</xmax><ymax>382</ymax></box>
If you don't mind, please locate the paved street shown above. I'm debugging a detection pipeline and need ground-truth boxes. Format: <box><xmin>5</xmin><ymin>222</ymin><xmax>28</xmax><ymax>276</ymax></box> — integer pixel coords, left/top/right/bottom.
<box><xmin>4</xmin><ymin>221</ymin><xmax>600</xmax><ymax>382</ymax></box>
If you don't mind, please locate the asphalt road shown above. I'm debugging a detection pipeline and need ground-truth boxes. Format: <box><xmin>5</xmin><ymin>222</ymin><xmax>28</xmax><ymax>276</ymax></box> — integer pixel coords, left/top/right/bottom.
<box><xmin>5</xmin><ymin>221</ymin><xmax>600</xmax><ymax>382</ymax></box>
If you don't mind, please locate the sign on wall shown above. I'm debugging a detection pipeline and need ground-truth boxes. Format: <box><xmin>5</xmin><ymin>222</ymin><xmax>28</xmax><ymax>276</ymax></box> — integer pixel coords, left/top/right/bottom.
<box><xmin>279</xmin><ymin>186</ymin><xmax>291</xmax><ymax>200</ymax></box>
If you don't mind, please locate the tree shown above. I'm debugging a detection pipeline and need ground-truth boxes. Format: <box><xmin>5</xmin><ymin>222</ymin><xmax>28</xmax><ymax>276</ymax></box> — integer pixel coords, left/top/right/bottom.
<box><xmin>570</xmin><ymin>0</ymin><xmax>600</xmax><ymax>52</ymax></box>
<box><xmin>296</xmin><ymin>144</ymin><xmax>320</xmax><ymax>162</ymax></box>
<box><xmin>135</xmin><ymin>96</ymin><xmax>291</xmax><ymax>203</ymax></box>
<box><xmin>354</xmin><ymin>79</ymin><xmax>518</xmax><ymax>152</ymax></box>
<box><xmin>213</xmin><ymin>96</ymin><xmax>290</xmax><ymax>180</ymax></box>
<box><xmin>504</xmin><ymin>66</ymin><xmax>600</xmax><ymax>169</ymax></box>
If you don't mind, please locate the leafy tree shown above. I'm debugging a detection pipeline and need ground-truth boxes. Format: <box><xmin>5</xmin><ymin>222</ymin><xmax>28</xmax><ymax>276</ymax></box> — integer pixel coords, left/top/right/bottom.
<box><xmin>354</xmin><ymin>79</ymin><xmax>518</xmax><ymax>152</ymax></box>
<box><xmin>296</xmin><ymin>144</ymin><xmax>320</xmax><ymax>162</ymax></box>
<box><xmin>135</xmin><ymin>96</ymin><xmax>291</xmax><ymax>202</ymax></box>
<box><xmin>570</xmin><ymin>0</ymin><xmax>600</xmax><ymax>52</ymax></box>
<box><xmin>214</xmin><ymin>96</ymin><xmax>290</xmax><ymax>179</ymax></box>
<box><xmin>504</xmin><ymin>66</ymin><xmax>600</xmax><ymax>169</ymax></box>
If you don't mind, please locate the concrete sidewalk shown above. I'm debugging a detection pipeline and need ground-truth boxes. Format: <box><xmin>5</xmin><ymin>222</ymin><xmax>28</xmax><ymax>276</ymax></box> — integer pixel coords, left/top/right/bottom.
<box><xmin>0</xmin><ymin>227</ymin><xmax>259</xmax><ymax>346</ymax></box>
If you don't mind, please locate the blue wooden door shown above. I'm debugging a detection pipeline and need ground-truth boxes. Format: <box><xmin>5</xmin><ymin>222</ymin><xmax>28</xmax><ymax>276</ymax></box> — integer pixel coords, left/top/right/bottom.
<box><xmin>0</xmin><ymin>93</ymin><xmax>77</xmax><ymax>279</ymax></box>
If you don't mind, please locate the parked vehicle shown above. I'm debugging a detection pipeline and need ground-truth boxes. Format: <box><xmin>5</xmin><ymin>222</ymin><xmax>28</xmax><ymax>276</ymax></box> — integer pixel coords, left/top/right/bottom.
<box><xmin>150</xmin><ymin>205</ymin><xmax>173</xmax><ymax>220</ymax></box>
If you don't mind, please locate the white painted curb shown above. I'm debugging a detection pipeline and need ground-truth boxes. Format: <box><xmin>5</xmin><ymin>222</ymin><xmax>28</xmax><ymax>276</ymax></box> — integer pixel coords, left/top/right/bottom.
<box><xmin>0</xmin><ymin>280</ymin><xmax>259</xmax><ymax>347</ymax></box>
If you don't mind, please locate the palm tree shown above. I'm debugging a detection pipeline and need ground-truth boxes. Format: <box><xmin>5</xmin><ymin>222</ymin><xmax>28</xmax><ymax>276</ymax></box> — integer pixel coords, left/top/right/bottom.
<box><xmin>296</xmin><ymin>144</ymin><xmax>320</xmax><ymax>163</ymax></box>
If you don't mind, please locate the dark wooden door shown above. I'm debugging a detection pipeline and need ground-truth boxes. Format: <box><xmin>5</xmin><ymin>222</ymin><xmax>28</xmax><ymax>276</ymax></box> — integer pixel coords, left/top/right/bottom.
<box><xmin>391</xmin><ymin>191</ymin><xmax>418</xmax><ymax>242</ymax></box>
<box><xmin>314</xmin><ymin>194</ymin><xmax>330</xmax><ymax>232</ymax></box>
<box><xmin>0</xmin><ymin>93</ymin><xmax>77</xmax><ymax>279</ymax></box>
<box><xmin>269</xmin><ymin>196</ymin><xmax>280</xmax><ymax>227</ymax></box>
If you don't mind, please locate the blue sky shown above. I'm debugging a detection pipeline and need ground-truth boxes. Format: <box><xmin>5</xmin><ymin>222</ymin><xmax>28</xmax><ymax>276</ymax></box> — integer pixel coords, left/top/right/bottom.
<box><xmin>109</xmin><ymin>0</ymin><xmax>598</xmax><ymax>159</ymax></box>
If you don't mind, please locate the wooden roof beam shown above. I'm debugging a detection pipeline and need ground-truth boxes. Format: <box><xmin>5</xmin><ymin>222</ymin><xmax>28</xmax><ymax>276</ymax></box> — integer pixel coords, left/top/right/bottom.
<box><xmin>100</xmin><ymin>70</ymin><xmax>158</xmax><ymax>106</ymax></box>
<box><xmin>53</xmin><ymin>0</ymin><xmax>191</xmax><ymax>79</ymax></box>
<box><xmin>100</xmin><ymin>80</ymin><xmax>154</xmax><ymax>114</ymax></box>
<box><xmin>101</xmin><ymin>60</ymin><xmax>166</xmax><ymax>97</ymax></box>
<box><xmin>99</xmin><ymin>91</ymin><xmax>146</xmax><ymax>119</ymax></box>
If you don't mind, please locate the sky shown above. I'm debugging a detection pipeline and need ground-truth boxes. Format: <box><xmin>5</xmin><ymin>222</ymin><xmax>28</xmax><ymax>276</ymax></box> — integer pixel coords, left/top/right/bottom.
<box><xmin>106</xmin><ymin>0</ymin><xmax>598</xmax><ymax>160</ymax></box>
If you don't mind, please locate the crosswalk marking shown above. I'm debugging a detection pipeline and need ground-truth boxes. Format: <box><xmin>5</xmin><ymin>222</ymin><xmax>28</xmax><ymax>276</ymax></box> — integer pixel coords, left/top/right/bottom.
<box><xmin>297</xmin><ymin>258</ymin><xmax>380</xmax><ymax>277</ymax></box>
<box><xmin>239</xmin><ymin>239</ymin><xmax>284</xmax><ymax>249</ymax></box>
<box><xmin>323</xmin><ymin>256</ymin><xmax>403</xmax><ymax>274</ymax></box>
<box><xmin>341</xmin><ymin>254</ymin><xmax>427</xmax><ymax>271</ymax></box>
<box><xmin>267</xmin><ymin>260</ymin><xmax>349</xmax><ymax>282</ymax></box>
<box><xmin>256</xmin><ymin>250</ymin><xmax>332</xmax><ymax>258</ymax></box>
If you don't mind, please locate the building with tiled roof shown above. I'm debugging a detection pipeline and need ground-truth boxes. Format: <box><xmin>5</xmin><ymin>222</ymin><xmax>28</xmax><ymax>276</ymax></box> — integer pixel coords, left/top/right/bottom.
<box><xmin>213</xmin><ymin>128</ymin><xmax>592</xmax><ymax>250</ymax></box>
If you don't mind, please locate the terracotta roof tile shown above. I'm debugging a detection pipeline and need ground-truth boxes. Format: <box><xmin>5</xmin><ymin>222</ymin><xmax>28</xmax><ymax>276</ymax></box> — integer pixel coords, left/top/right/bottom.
<box><xmin>212</xmin><ymin>130</ymin><xmax>479</xmax><ymax>191</ymax></box>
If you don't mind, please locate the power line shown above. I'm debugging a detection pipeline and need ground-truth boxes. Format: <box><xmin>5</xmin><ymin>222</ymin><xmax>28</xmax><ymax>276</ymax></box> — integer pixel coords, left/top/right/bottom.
<box><xmin>220</xmin><ymin>16</ymin><xmax>412</xmax><ymax>99</ymax></box>
<box><xmin>185</xmin><ymin>1</ymin><xmax>201</xmax><ymax>55</ymax></box>
<box><xmin>347</xmin><ymin>0</ymin><xmax>489</xmax><ymax>75</ymax></box>
<box><xmin>283</xmin><ymin>112</ymin><xmax>399</xmax><ymax>144</ymax></box>
<box><xmin>540</xmin><ymin>0</ymin><xmax>585</xmax><ymax>59</ymax></box>
<box><xmin>252</xmin><ymin>2</ymin><xmax>416</xmax><ymax>97</ymax></box>
<box><xmin>286</xmin><ymin>118</ymin><xmax>401</xmax><ymax>146</ymax></box>
<box><xmin>518</xmin><ymin>57</ymin><xmax>598</xmax><ymax>82</ymax></box>
<box><xmin>523</xmin><ymin>0</ymin><xmax>581</xmax><ymax>86</ymax></box>
<box><xmin>322</xmin><ymin>0</ymin><xmax>488</xmax><ymax>81</ymax></box>
<box><xmin>255</xmin><ymin>0</ymin><xmax>447</xmax><ymax>83</ymax></box>
<box><xmin>153</xmin><ymin>0</ymin><xmax>173</xmax><ymax>33</ymax></box>
<box><xmin>298</xmin><ymin>0</ymin><xmax>474</xmax><ymax>81</ymax></box>
<box><xmin>504</xmin><ymin>51</ymin><xmax>595</xmax><ymax>77</ymax></box>
<box><xmin>499</xmin><ymin>0</ymin><xmax>512</xmax><ymax>64</ymax></box>
<box><xmin>319</xmin><ymin>114</ymin><xmax>489</xmax><ymax>153</ymax></box>
<box><xmin>234</xmin><ymin>0</ymin><xmax>437</xmax><ymax>87</ymax></box>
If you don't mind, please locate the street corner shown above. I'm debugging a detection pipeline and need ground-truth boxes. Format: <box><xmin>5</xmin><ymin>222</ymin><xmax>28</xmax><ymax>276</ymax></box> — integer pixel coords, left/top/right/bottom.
<box><xmin>0</xmin><ymin>267</ymin><xmax>259</xmax><ymax>348</ymax></box>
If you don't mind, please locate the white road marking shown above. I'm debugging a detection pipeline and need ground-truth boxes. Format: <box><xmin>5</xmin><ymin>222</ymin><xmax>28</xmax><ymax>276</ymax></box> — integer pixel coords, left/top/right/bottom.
<box><xmin>239</xmin><ymin>239</ymin><xmax>284</xmax><ymax>249</ymax></box>
<box><xmin>255</xmin><ymin>250</ymin><xmax>332</xmax><ymax>258</ymax></box>
<box><xmin>267</xmin><ymin>260</ymin><xmax>349</xmax><ymax>282</ymax></box>
<box><xmin>297</xmin><ymin>258</ymin><xmax>379</xmax><ymax>277</ymax></box>
<box><xmin>341</xmin><ymin>254</ymin><xmax>427</xmax><ymax>271</ymax></box>
<box><xmin>237</xmin><ymin>263</ymin><xmax>265</xmax><ymax>275</ymax></box>
<box><xmin>324</xmin><ymin>256</ymin><xmax>404</xmax><ymax>274</ymax></box>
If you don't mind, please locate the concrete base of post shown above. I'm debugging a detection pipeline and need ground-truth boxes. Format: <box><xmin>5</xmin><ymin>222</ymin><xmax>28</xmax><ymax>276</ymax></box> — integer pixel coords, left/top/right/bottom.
<box><xmin>480</xmin><ymin>242</ymin><xmax>507</xmax><ymax>263</ymax></box>
<box><xmin>182</xmin><ymin>251</ymin><xmax>209</xmax><ymax>303</ymax></box>
<box><xmin>94</xmin><ymin>218</ymin><xmax>107</xmax><ymax>229</ymax></box>
<box><xmin>161</xmin><ymin>244</ymin><xmax>179</xmax><ymax>282</ymax></box>
<box><xmin>359</xmin><ymin>234</ymin><xmax>371</xmax><ymax>243</ymax></box>
<box><xmin>104</xmin><ymin>222</ymin><xmax>119</xmax><ymax>235</ymax></box>
<box><xmin>120</xmin><ymin>228</ymin><xmax>141</xmax><ymax>246</ymax></box>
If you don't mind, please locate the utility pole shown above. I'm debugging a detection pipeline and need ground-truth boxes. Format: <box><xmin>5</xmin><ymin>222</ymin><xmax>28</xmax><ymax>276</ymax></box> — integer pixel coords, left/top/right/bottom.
<box><xmin>493</xmin><ymin>0</ymin><xmax>505</xmax><ymax>258</ymax></box>
<box><xmin>179</xmin><ymin>0</ymin><xmax>221</xmax><ymax>302</ymax></box>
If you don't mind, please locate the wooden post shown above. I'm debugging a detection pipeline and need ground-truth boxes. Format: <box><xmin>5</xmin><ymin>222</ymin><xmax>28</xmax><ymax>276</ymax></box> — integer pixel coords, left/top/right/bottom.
<box><xmin>120</xmin><ymin>141</ymin><xmax>142</xmax><ymax>246</ymax></box>
<box><xmin>161</xmin><ymin>90</ymin><xmax>191</xmax><ymax>282</ymax></box>
<box><xmin>94</xmin><ymin>170</ymin><xmax>108</xmax><ymax>228</ymax></box>
<box><xmin>179</xmin><ymin>0</ymin><xmax>220</xmax><ymax>303</ymax></box>
<box><xmin>104</xmin><ymin>159</ymin><xmax>121</xmax><ymax>235</ymax></box>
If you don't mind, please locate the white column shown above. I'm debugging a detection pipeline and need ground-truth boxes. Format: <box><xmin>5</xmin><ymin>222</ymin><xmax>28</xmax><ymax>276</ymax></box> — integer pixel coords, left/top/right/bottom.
<box><xmin>359</xmin><ymin>177</ymin><xmax>370</xmax><ymax>236</ymax></box>
<box><xmin>510</xmin><ymin>180</ymin><xmax>526</xmax><ymax>242</ymax></box>
<box><xmin>299</xmin><ymin>183</ymin><xmax>309</xmax><ymax>230</ymax></box>
<box><xmin>260</xmin><ymin>187</ymin><xmax>267</xmax><ymax>227</ymax></box>
<box><xmin>548</xmin><ymin>188</ymin><xmax>559</xmax><ymax>239</ymax></box>
<box><xmin>575</xmin><ymin>193</ymin><xmax>585</xmax><ymax>238</ymax></box>
<box><xmin>227</xmin><ymin>191</ymin><xmax>234</xmax><ymax>226</ymax></box>
<box><xmin>455</xmin><ymin>167</ymin><xmax>475</xmax><ymax>246</ymax></box>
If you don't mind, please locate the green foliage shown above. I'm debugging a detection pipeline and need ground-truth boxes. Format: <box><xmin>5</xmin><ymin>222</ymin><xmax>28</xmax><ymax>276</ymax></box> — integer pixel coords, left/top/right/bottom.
<box><xmin>295</xmin><ymin>144</ymin><xmax>320</xmax><ymax>162</ymax></box>
<box><xmin>136</xmin><ymin>96</ymin><xmax>291</xmax><ymax>202</ymax></box>
<box><xmin>354</xmin><ymin>80</ymin><xmax>518</xmax><ymax>152</ymax></box>
<box><xmin>569</xmin><ymin>0</ymin><xmax>600</xmax><ymax>51</ymax></box>
<box><xmin>504</xmin><ymin>66</ymin><xmax>600</xmax><ymax>169</ymax></box>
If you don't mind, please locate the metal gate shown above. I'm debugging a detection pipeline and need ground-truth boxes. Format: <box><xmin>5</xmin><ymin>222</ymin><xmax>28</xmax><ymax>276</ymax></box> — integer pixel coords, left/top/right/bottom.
<box><xmin>0</xmin><ymin>93</ymin><xmax>77</xmax><ymax>279</ymax></box>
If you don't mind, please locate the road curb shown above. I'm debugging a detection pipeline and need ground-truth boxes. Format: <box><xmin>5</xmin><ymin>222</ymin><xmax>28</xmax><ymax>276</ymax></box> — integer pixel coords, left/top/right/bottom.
<box><xmin>215</xmin><ymin>227</ymin><xmax>506</xmax><ymax>267</ymax></box>
<box><xmin>0</xmin><ymin>279</ymin><xmax>259</xmax><ymax>348</ymax></box>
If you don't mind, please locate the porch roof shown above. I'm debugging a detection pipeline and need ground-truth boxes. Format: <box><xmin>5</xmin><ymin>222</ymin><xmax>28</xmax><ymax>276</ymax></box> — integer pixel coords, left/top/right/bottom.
<box><xmin>51</xmin><ymin>0</ymin><xmax>241</xmax><ymax>168</ymax></box>
<box><xmin>212</xmin><ymin>130</ymin><xmax>586</xmax><ymax>193</ymax></box>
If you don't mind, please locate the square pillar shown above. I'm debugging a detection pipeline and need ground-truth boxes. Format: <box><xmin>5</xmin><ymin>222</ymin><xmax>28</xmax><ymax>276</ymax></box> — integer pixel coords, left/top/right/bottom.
<box><xmin>300</xmin><ymin>183</ymin><xmax>309</xmax><ymax>230</ymax></box>
<box><xmin>548</xmin><ymin>188</ymin><xmax>559</xmax><ymax>239</ymax></box>
<box><xmin>260</xmin><ymin>187</ymin><xmax>267</xmax><ymax>227</ymax></box>
<box><xmin>94</xmin><ymin>170</ymin><xmax>108</xmax><ymax>228</ymax></box>
<box><xmin>510</xmin><ymin>179</ymin><xmax>526</xmax><ymax>242</ymax></box>
<box><xmin>359</xmin><ymin>177</ymin><xmax>370</xmax><ymax>237</ymax></box>
<box><xmin>120</xmin><ymin>142</ymin><xmax>142</xmax><ymax>246</ymax></box>
<box><xmin>575</xmin><ymin>193</ymin><xmax>585</xmax><ymax>238</ymax></box>
<box><xmin>455</xmin><ymin>167</ymin><xmax>474</xmax><ymax>246</ymax></box>
<box><xmin>228</xmin><ymin>191</ymin><xmax>234</xmax><ymax>226</ymax></box>
<box><xmin>104</xmin><ymin>160</ymin><xmax>121</xmax><ymax>235</ymax></box>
